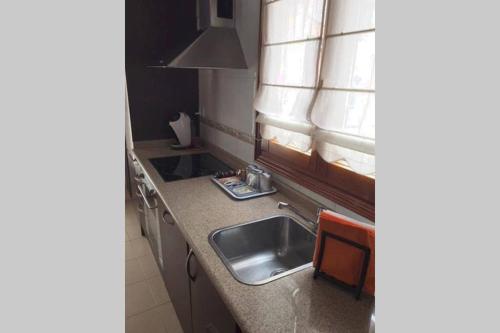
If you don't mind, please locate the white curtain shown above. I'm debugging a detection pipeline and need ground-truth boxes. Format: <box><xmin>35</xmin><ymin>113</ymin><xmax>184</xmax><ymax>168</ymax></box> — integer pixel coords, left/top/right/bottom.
<box><xmin>254</xmin><ymin>0</ymin><xmax>324</xmax><ymax>151</ymax></box>
<box><xmin>254</xmin><ymin>0</ymin><xmax>376</xmax><ymax>175</ymax></box>
<box><xmin>312</xmin><ymin>0</ymin><xmax>375</xmax><ymax>174</ymax></box>
<box><xmin>256</xmin><ymin>113</ymin><xmax>313</xmax><ymax>152</ymax></box>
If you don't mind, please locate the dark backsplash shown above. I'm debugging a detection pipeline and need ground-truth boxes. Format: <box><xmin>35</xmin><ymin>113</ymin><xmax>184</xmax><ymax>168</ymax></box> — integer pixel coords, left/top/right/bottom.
<box><xmin>126</xmin><ymin>66</ymin><xmax>198</xmax><ymax>141</ymax></box>
<box><xmin>126</xmin><ymin>0</ymin><xmax>199</xmax><ymax>142</ymax></box>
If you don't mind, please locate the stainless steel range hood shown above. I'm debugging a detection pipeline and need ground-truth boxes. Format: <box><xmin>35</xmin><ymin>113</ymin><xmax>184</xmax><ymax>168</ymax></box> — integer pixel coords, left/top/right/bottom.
<box><xmin>168</xmin><ymin>0</ymin><xmax>247</xmax><ymax>70</ymax></box>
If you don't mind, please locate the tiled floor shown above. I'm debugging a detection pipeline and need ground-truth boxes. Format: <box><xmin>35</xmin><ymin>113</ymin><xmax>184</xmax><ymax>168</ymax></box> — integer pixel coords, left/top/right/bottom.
<box><xmin>126</xmin><ymin>199</ymin><xmax>184</xmax><ymax>333</ymax></box>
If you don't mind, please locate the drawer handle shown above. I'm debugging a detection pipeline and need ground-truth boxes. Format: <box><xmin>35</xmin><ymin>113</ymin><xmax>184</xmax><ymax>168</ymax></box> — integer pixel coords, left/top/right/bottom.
<box><xmin>162</xmin><ymin>210</ymin><xmax>174</xmax><ymax>225</ymax></box>
<box><xmin>186</xmin><ymin>249</ymin><xmax>196</xmax><ymax>282</ymax></box>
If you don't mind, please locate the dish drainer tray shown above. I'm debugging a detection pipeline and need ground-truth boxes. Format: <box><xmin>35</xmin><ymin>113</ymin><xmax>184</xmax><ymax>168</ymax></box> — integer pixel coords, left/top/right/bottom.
<box><xmin>210</xmin><ymin>176</ymin><xmax>277</xmax><ymax>200</ymax></box>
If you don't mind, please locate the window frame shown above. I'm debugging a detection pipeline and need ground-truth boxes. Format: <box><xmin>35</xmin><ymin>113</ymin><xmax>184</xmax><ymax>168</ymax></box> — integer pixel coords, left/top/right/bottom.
<box><xmin>254</xmin><ymin>122</ymin><xmax>375</xmax><ymax>221</ymax></box>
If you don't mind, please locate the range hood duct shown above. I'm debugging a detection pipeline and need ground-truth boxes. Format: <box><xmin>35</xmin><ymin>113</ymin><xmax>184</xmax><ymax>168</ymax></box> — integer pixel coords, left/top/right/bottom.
<box><xmin>168</xmin><ymin>0</ymin><xmax>247</xmax><ymax>70</ymax></box>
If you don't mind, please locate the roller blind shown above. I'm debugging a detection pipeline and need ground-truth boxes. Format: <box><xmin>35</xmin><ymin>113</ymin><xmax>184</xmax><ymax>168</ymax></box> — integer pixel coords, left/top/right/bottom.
<box><xmin>254</xmin><ymin>0</ymin><xmax>376</xmax><ymax>175</ymax></box>
<box><xmin>254</xmin><ymin>0</ymin><xmax>325</xmax><ymax>152</ymax></box>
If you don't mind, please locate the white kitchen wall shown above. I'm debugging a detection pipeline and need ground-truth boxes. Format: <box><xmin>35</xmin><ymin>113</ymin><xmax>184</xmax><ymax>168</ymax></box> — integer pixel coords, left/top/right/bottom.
<box><xmin>199</xmin><ymin>0</ymin><xmax>260</xmax><ymax>163</ymax></box>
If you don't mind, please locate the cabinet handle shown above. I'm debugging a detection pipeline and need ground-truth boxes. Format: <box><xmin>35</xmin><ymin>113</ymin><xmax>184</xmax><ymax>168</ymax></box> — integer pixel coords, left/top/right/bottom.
<box><xmin>186</xmin><ymin>249</ymin><xmax>196</xmax><ymax>282</ymax></box>
<box><xmin>162</xmin><ymin>210</ymin><xmax>174</xmax><ymax>225</ymax></box>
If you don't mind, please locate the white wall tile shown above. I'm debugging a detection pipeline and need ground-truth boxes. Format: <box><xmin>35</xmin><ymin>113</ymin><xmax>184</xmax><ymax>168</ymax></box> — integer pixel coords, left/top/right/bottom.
<box><xmin>199</xmin><ymin>70</ymin><xmax>256</xmax><ymax>135</ymax></box>
<box><xmin>201</xmin><ymin>124</ymin><xmax>254</xmax><ymax>163</ymax></box>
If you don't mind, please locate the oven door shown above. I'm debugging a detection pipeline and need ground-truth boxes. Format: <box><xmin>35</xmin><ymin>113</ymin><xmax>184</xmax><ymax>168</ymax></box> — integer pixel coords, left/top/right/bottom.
<box><xmin>135</xmin><ymin>185</ymin><xmax>146</xmax><ymax>236</ymax></box>
<box><xmin>137</xmin><ymin>184</ymin><xmax>163</xmax><ymax>269</ymax></box>
<box><xmin>130</xmin><ymin>155</ymin><xmax>147</xmax><ymax>236</ymax></box>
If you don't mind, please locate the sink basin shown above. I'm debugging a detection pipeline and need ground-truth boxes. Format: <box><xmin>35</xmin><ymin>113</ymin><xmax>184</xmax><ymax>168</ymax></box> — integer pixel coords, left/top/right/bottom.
<box><xmin>209</xmin><ymin>215</ymin><xmax>316</xmax><ymax>285</ymax></box>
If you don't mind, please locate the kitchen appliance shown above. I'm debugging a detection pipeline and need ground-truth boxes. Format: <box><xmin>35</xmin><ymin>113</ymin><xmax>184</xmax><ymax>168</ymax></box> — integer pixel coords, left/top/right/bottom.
<box><xmin>166</xmin><ymin>0</ymin><xmax>247</xmax><ymax>69</ymax></box>
<box><xmin>245</xmin><ymin>164</ymin><xmax>263</xmax><ymax>190</ymax></box>
<box><xmin>169</xmin><ymin>112</ymin><xmax>192</xmax><ymax>148</ymax></box>
<box><xmin>259</xmin><ymin>172</ymin><xmax>272</xmax><ymax>192</ymax></box>
<box><xmin>149</xmin><ymin>153</ymin><xmax>232</xmax><ymax>182</ymax></box>
<box><xmin>130</xmin><ymin>153</ymin><xmax>164</xmax><ymax>268</ymax></box>
<box><xmin>137</xmin><ymin>175</ymin><xmax>164</xmax><ymax>269</ymax></box>
<box><xmin>129</xmin><ymin>153</ymin><xmax>147</xmax><ymax>236</ymax></box>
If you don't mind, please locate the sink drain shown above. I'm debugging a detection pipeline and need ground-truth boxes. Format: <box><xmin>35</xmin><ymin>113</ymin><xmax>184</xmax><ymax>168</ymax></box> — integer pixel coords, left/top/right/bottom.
<box><xmin>269</xmin><ymin>268</ymin><xmax>288</xmax><ymax>277</ymax></box>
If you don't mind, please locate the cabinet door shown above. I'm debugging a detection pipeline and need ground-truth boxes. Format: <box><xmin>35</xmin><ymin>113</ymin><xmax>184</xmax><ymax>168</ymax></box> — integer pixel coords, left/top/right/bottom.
<box><xmin>159</xmin><ymin>207</ymin><xmax>192</xmax><ymax>333</ymax></box>
<box><xmin>188</xmin><ymin>250</ymin><xmax>239</xmax><ymax>333</ymax></box>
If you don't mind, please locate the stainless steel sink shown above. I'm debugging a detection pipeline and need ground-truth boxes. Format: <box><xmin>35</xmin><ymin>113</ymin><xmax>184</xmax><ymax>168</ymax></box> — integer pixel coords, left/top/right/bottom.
<box><xmin>209</xmin><ymin>215</ymin><xmax>316</xmax><ymax>285</ymax></box>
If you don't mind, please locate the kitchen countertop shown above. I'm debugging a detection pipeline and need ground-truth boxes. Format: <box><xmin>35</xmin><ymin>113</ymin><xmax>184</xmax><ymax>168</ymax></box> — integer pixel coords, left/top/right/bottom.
<box><xmin>132</xmin><ymin>144</ymin><xmax>374</xmax><ymax>333</ymax></box>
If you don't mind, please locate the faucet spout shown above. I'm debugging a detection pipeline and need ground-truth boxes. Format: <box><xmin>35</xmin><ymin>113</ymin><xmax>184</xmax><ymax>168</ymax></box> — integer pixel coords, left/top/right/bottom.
<box><xmin>277</xmin><ymin>201</ymin><xmax>323</xmax><ymax>233</ymax></box>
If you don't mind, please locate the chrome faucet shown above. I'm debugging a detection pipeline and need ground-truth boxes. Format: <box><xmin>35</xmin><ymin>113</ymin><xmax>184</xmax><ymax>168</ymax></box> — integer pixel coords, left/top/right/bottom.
<box><xmin>277</xmin><ymin>201</ymin><xmax>325</xmax><ymax>233</ymax></box>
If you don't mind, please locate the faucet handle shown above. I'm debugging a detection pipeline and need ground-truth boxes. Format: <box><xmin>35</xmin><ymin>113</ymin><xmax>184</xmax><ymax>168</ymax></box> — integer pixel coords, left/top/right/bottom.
<box><xmin>277</xmin><ymin>201</ymin><xmax>289</xmax><ymax>209</ymax></box>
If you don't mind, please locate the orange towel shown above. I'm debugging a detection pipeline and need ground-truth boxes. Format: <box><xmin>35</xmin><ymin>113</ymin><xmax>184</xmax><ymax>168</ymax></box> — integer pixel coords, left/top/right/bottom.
<box><xmin>313</xmin><ymin>210</ymin><xmax>375</xmax><ymax>295</ymax></box>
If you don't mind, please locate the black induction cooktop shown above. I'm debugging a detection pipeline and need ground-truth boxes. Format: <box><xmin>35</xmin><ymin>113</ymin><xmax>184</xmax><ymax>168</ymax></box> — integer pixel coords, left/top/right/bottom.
<box><xmin>149</xmin><ymin>153</ymin><xmax>232</xmax><ymax>182</ymax></box>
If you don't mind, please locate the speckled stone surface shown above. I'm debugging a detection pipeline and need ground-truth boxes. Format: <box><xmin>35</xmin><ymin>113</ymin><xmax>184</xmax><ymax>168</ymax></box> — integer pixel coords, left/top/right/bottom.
<box><xmin>132</xmin><ymin>146</ymin><xmax>374</xmax><ymax>333</ymax></box>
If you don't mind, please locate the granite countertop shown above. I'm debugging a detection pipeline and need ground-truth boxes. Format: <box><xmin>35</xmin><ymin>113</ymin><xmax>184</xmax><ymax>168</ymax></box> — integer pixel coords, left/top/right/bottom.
<box><xmin>132</xmin><ymin>145</ymin><xmax>374</xmax><ymax>333</ymax></box>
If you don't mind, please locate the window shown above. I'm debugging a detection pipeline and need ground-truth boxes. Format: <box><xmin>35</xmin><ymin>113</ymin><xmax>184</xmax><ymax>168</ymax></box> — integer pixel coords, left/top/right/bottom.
<box><xmin>254</xmin><ymin>0</ymin><xmax>375</xmax><ymax>221</ymax></box>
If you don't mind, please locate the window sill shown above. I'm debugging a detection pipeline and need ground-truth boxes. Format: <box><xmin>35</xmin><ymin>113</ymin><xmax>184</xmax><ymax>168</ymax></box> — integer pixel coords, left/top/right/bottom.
<box><xmin>256</xmin><ymin>152</ymin><xmax>375</xmax><ymax>222</ymax></box>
